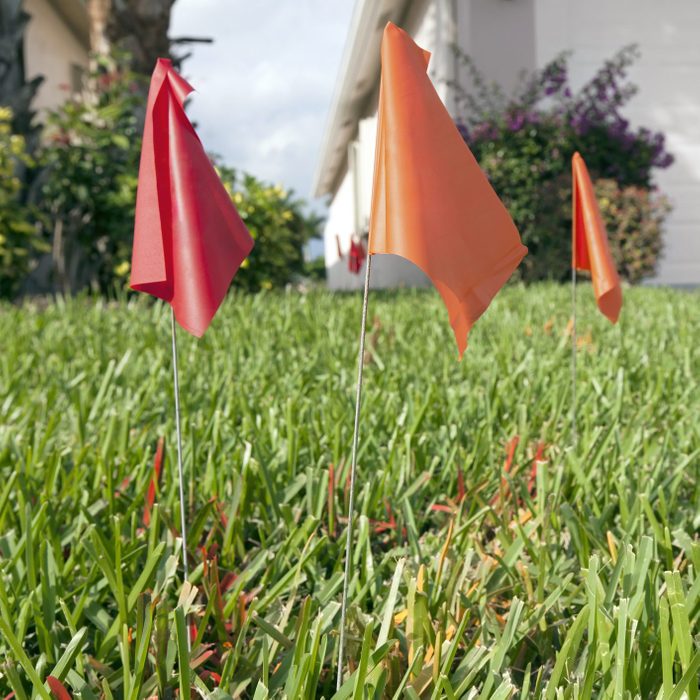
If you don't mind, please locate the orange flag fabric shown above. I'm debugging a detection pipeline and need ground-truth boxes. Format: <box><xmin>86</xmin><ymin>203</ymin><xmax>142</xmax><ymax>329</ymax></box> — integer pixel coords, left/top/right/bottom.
<box><xmin>368</xmin><ymin>23</ymin><xmax>527</xmax><ymax>357</ymax></box>
<box><xmin>572</xmin><ymin>152</ymin><xmax>622</xmax><ymax>323</ymax></box>
<box><xmin>131</xmin><ymin>59</ymin><xmax>254</xmax><ymax>337</ymax></box>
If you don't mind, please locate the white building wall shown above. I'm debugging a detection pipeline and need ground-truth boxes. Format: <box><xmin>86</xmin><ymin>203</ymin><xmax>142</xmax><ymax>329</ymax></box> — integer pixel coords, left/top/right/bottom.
<box><xmin>324</xmin><ymin>169</ymin><xmax>361</xmax><ymax>290</ymax></box>
<box><xmin>534</xmin><ymin>0</ymin><xmax>700</xmax><ymax>284</ymax></box>
<box><xmin>356</xmin><ymin>116</ymin><xmax>376</xmax><ymax>229</ymax></box>
<box><xmin>456</xmin><ymin>0</ymin><xmax>537</xmax><ymax>95</ymax></box>
<box><xmin>409</xmin><ymin>0</ymin><xmax>457</xmax><ymax>108</ymax></box>
<box><xmin>24</xmin><ymin>0</ymin><xmax>89</xmax><ymax>112</ymax></box>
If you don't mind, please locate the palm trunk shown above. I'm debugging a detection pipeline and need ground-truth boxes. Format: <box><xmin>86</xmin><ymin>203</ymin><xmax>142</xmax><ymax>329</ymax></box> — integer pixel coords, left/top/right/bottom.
<box><xmin>87</xmin><ymin>0</ymin><xmax>176</xmax><ymax>75</ymax></box>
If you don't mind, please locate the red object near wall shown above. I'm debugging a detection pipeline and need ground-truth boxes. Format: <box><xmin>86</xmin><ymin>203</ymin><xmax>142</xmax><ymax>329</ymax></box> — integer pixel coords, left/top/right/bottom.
<box><xmin>348</xmin><ymin>239</ymin><xmax>366</xmax><ymax>274</ymax></box>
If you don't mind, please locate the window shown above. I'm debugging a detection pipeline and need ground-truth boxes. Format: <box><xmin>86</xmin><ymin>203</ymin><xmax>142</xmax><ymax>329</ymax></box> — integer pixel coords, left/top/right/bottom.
<box><xmin>70</xmin><ymin>63</ymin><xmax>85</xmax><ymax>93</ymax></box>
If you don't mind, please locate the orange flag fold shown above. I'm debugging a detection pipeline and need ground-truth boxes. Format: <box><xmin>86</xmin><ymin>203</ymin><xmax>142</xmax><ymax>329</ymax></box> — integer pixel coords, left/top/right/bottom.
<box><xmin>572</xmin><ymin>152</ymin><xmax>622</xmax><ymax>323</ymax></box>
<box><xmin>368</xmin><ymin>23</ymin><xmax>527</xmax><ymax>357</ymax></box>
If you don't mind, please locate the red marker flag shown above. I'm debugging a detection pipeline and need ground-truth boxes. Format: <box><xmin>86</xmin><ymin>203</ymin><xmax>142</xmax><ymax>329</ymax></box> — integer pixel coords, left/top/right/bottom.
<box><xmin>348</xmin><ymin>238</ymin><xmax>366</xmax><ymax>275</ymax></box>
<box><xmin>572</xmin><ymin>152</ymin><xmax>622</xmax><ymax>323</ymax></box>
<box><xmin>369</xmin><ymin>23</ymin><xmax>527</xmax><ymax>357</ymax></box>
<box><xmin>130</xmin><ymin>59</ymin><xmax>254</xmax><ymax>336</ymax></box>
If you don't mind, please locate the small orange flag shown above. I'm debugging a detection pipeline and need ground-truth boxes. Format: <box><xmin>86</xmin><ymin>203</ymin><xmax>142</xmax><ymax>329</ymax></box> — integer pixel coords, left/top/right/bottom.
<box><xmin>368</xmin><ymin>23</ymin><xmax>527</xmax><ymax>357</ymax></box>
<box><xmin>572</xmin><ymin>152</ymin><xmax>622</xmax><ymax>323</ymax></box>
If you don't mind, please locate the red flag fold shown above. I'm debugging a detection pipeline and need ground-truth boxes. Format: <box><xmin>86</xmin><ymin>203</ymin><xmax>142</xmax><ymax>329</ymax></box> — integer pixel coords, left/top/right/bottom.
<box><xmin>131</xmin><ymin>58</ymin><xmax>254</xmax><ymax>336</ymax></box>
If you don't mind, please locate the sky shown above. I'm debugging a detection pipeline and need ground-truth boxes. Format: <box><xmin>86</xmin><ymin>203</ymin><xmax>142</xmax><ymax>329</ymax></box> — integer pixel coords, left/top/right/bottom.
<box><xmin>170</xmin><ymin>0</ymin><xmax>355</xmax><ymax>216</ymax></box>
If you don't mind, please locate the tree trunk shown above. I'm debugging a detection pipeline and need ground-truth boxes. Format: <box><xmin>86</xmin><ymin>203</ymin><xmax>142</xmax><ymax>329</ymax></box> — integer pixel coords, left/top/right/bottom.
<box><xmin>0</xmin><ymin>0</ymin><xmax>43</xmax><ymax>144</ymax></box>
<box><xmin>86</xmin><ymin>0</ymin><xmax>110</xmax><ymax>58</ymax></box>
<box><xmin>86</xmin><ymin>0</ymin><xmax>175</xmax><ymax>75</ymax></box>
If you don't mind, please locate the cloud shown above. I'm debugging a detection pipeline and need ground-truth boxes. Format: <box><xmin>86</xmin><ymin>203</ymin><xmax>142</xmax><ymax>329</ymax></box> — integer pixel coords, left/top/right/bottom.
<box><xmin>170</xmin><ymin>0</ymin><xmax>355</xmax><ymax>207</ymax></box>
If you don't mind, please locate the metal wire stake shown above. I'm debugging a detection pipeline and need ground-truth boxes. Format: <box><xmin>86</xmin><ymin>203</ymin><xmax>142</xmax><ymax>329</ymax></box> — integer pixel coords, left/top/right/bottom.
<box><xmin>336</xmin><ymin>254</ymin><xmax>373</xmax><ymax>691</ymax></box>
<box><xmin>571</xmin><ymin>266</ymin><xmax>577</xmax><ymax>448</ymax></box>
<box><xmin>170</xmin><ymin>307</ymin><xmax>191</xmax><ymax>651</ymax></box>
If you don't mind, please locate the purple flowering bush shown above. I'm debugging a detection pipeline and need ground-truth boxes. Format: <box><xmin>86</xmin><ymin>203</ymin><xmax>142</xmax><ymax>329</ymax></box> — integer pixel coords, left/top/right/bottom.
<box><xmin>453</xmin><ymin>45</ymin><xmax>673</xmax><ymax>281</ymax></box>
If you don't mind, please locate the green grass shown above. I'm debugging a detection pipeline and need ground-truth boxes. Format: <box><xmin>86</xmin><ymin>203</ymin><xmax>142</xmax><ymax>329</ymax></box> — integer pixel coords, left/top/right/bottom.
<box><xmin>0</xmin><ymin>283</ymin><xmax>698</xmax><ymax>699</ymax></box>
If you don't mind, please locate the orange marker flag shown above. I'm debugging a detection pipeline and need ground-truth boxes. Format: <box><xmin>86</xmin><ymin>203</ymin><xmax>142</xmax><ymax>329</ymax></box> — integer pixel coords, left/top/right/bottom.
<box><xmin>572</xmin><ymin>152</ymin><xmax>622</xmax><ymax>323</ymax></box>
<box><xmin>368</xmin><ymin>23</ymin><xmax>527</xmax><ymax>357</ymax></box>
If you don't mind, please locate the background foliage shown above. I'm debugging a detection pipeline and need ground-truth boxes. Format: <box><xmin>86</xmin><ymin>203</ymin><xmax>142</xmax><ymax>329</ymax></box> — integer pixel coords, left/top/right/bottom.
<box><xmin>219</xmin><ymin>167</ymin><xmax>323</xmax><ymax>292</ymax></box>
<box><xmin>454</xmin><ymin>45</ymin><xmax>673</xmax><ymax>282</ymax></box>
<box><xmin>35</xmin><ymin>55</ymin><xmax>143</xmax><ymax>295</ymax></box>
<box><xmin>0</xmin><ymin>107</ymin><xmax>41</xmax><ymax>298</ymax></box>
<box><xmin>0</xmin><ymin>54</ymin><xmax>322</xmax><ymax>299</ymax></box>
<box><xmin>0</xmin><ymin>0</ymin><xmax>44</xmax><ymax>147</ymax></box>
<box><xmin>596</xmin><ymin>179</ymin><xmax>671</xmax><ymax>283</ymax></box>
<box><xmin>0</xmin><ymin>285</ymin><xmax>698</xmax><ymax>698</ymax></box>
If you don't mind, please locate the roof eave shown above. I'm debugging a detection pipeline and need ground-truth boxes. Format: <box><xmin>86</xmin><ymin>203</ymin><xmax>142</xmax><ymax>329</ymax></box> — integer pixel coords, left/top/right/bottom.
<box><xmin>312</xmin><ymin>0</ymin><xmax>412</xmax><ymax>199</ymax></box>
<box><xmin>48</xmin><ymin>0</ymin><xmax>90</xmax><ymax>50</ymax></box>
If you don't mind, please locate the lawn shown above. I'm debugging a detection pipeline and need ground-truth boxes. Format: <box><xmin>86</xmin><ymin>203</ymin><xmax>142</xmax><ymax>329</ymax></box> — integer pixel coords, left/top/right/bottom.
<box><xmin>0</xmin><ymin>283</ymin><xmax>698</xmax><ymax>698</ymax></box>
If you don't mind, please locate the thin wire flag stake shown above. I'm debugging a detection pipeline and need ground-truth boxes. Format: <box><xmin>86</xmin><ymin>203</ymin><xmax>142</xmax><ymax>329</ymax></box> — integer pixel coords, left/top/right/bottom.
<box><xmin>170</xmin><ymin>307</ymin><xmax>191</xmax><ymax>651</ymax></box>
<box><xmin>332</xmin><ymin>21</ymin><xmax>528</xmax><ymax>691</ymax></box>
<box><xmin>571</xmin><ymin>265</ymin><xmax>577</xmax><ymax>447</ymax></box>
<box><xmin>569</xmin><ymin>152</ymin><xmax>623</xmax><ymax>452</ymax></box>
<box><xmin>337</xmin><ymin>253</ymin><xmax>373</xmax><ymax>690</ymax></box>
<box><xmin>130</xmin><ymin>59</ymin><xmax>254</xmax><ymax>660</ymax></box>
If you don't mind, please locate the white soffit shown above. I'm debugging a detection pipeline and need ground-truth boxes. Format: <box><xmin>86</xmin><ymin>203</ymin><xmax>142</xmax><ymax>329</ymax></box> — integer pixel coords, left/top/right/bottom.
<box><xmin>312</xmin><ymin>0</ymin><xmax>414</xmax><ymax>198</ymax></box>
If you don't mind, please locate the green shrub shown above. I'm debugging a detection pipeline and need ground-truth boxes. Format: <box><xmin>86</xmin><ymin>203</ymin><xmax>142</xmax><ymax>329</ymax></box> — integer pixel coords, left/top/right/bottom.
<box><xmin>0</xmin><ymin>107</ymin><xmax>43</xmax><ymax>298</ymax></box>
<box><xmin>36</xmin><ymin>55</ymin><xmax>143</xmax><ymax>294</ymax></box>
<box><xmin>218</xmin><ymin>167</ymin><xmax>322</xmax><ymax>292</ymax></box>
<box><xmin>454</xmin><ymin>45</ymin><xmax>673</xmax><ymax>282</ymax></box>
<box><xmin>33</xmin><ymin>54</ymin><xmax>321</xmax><ymax>296</ymax></box>
<box><xmin>596</xmin><ymin>179</ymin><xmax>671</xmax><ymax>283</ymax></box>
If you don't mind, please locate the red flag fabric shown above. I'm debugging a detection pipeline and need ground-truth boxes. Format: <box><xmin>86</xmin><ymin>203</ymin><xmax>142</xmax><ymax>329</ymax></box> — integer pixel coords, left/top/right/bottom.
<box><xmin>368</xmin><ymin>23</ymin><xmax>527</xmax><ymax>357</ymax></box>
<box><xmin>348</xmin><ymin>238</ymin><xmax>366</xmax><ymax>274</ymax></box>
<box><xmin>130</xmin><ymin>58</ymin><xmax>254</xmax><ymax>336</ymax></box>
<box><xmin>572</xmin><ymin>152</ymin><xmax>622</xmax><ymax>323</ymax></box>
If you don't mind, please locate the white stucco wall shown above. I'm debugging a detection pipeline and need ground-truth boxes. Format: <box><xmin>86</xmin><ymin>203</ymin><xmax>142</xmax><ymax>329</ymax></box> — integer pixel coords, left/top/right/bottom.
<box><xmin>324</xmin><ymin>169</ymin><xmax>360</xmax><ymax>289</ymax></box>
<box><xmin>24</xmin><ymin>0</ymin><xmax>89</xmax><ymax>112</ymax></box>
<box><xmin>456</xmin><ymin>0</ymin><xmax>537</xmax><ymax>95</ymax></box>
<box><xmin>534</xmin><ymin>0</ymin><xmax>700</xmax><ymax>284</ymax></box>
<box><xmin>408</xmin><ymin>0</ymin><xmax>457</xmax><ymax>108</ymax></box>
